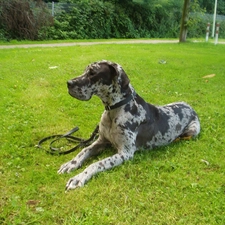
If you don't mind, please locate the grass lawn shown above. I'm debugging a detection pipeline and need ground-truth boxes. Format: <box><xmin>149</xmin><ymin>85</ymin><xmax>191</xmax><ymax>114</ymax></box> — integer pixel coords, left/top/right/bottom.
<box><xmin>0</xmin><ymin>41</ymin><xmax>225</xmax><ymax>224</ymax></box>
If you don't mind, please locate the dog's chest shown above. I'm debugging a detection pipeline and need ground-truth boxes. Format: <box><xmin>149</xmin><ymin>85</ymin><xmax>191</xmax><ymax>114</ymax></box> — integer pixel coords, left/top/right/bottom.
<box><xmin>99</xmin><ymin>110</ymin><xmax>127</xmax><ymax>145</ymax></box>
<box><xmin>99</xmin><ymin>111</ymin><xmax>117</xmax><ymax>135</ymax></box>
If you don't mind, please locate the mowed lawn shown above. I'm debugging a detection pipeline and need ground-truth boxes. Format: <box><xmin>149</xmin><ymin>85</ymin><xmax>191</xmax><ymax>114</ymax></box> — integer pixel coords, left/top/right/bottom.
<box><xmin>0</xmin><ymin>41</ymin><xmax>225</xmax><ymax>225</ymax></box>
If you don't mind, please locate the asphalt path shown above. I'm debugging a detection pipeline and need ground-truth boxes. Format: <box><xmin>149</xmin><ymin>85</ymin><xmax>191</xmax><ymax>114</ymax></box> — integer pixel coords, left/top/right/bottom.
<box><xmin>1</xmin><ymin>39</ymin><xmax>224</xmax><ymax>49</ymax></box>
<box><xmin>0</xmin><ymin>39</ymin><xmax>179</xmax><ymax>49</ymax></box>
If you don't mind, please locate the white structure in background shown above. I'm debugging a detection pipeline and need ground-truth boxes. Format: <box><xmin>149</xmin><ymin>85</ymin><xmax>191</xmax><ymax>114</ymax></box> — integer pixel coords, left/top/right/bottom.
<box><xmin>206</xmin><ymin>23</ymin><xmax>210</xmax><ymax>42</ymax></box>
<box><xmin>214</xmin><ymin>23</ymin><xmax>220</xmax><ymax>45</ymax></box>
<box><xmin>52</xmin><ymin>1</ymin><xmax>55</xmax><ymax>17</ymax></box>
<box><xmin>212</xmin><ymin>0</ymin><xmax>218</xmax><ymax>37</ymax></box>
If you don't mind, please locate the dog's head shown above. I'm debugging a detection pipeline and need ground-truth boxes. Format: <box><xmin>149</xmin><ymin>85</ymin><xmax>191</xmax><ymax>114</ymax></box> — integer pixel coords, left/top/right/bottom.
<box><xmin>67</xmin><ymin>60</ymin><xmax>131</xmax><ymax>104</ymax></box>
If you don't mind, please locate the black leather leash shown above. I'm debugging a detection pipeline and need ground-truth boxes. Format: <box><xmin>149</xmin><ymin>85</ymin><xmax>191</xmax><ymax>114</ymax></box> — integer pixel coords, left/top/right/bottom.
<box><xmin>37</xmin><ymin>125</ymin><xmax>99</xmax><ymax>155</ymax></box>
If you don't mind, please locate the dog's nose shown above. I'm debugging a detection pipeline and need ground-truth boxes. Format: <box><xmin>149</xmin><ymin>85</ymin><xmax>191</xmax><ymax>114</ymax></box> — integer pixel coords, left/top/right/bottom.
<box><xmin>67</xmin><ymin>80</ymin><xmax>74</xmax><ymax>88</ymax></box>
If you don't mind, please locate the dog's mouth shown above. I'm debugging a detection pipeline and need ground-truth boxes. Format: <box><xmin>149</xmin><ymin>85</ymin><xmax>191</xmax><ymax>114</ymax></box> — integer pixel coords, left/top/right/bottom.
<box><xmin>68</xmin><ymin>88</ymin><xmax>92</xmax><ymax>101</ymax></box>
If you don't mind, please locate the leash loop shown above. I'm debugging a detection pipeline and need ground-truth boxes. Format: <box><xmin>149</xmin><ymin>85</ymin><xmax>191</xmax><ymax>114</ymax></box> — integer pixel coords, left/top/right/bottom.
<box><xmin>37</xmin><ymin>125</ymin><xmax>99</xmax><ymax>155</ymax></box>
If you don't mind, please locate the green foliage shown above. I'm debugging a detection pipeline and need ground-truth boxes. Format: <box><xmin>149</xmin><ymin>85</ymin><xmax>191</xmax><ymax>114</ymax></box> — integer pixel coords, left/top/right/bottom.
<box><xmin>187</xmin><ymin>0</ymin><xmax>206</xmax><ymax>38</ymax></box>
<box><xmin>47</xmin><ymin>0</ymin><xmax>225</xmax><ymax>40</ymax></box>
<box><xmin>0</xmin><ymin>0</ymin><xmax>225</xmax><ymax>41</ymax></box>
<box><xmin>0</xmin><ymin>41</ymin><xmax>225</xmax><ymax>224</ymax></box>
<box><xmin>198</xmin><ymin>0</ymin><xmax>225</xmax><ymax>15</ymax></box>
<box><xmin>47</xmin><ymin>0</ymin><xmax>181</xmax><ymax>40</ymax></box>
<box><xmin>45</xmin><ymin>0</ymin><xmax>155</xmax><ymax>40</ymax></box>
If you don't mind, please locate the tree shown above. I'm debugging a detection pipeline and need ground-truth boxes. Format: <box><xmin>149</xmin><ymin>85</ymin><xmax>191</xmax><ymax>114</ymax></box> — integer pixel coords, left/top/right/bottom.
<box><xmin>179</xmin><ymin>0</ymin><xmax>191</xmax><ymax>42</ymax></box>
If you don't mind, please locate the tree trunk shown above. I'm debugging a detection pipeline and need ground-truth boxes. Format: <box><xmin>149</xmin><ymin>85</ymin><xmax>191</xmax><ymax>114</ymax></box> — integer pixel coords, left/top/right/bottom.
<box><xmin>179</xmin><ymin>0</ymin><xmax>191</xmax><ymax>42</ymax></box>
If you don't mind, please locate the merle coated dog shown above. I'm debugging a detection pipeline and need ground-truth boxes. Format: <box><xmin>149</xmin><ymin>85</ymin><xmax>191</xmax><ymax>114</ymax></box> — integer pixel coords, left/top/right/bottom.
<box><xmin>58</xmin><ymin>60</ymin><xmax>200</xmax><ymax>191</ymax></box>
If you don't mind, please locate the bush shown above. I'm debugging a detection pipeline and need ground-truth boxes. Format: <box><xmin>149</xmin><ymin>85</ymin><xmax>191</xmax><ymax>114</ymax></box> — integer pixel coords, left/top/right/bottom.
<box><xmin>0</xmin><ymin>0</ymin><xmax>53</xmax><ymax>40</ymax></box>
<box><xmin>44</xmin><ymin>0</ymin><xmax>156</xmax><ymax>40</ymax></box>
<box><xmin>1</xmin><ymin>0</ymin><xmax>224</xmax><ymax>41</ymax></box>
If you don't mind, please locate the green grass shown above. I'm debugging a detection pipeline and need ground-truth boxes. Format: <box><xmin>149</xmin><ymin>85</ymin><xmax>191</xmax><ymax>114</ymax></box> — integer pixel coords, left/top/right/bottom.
<box><xmin>0</xmin><ymin>41</ymin><xmax>225</xmax><ymax>225</ymax></box>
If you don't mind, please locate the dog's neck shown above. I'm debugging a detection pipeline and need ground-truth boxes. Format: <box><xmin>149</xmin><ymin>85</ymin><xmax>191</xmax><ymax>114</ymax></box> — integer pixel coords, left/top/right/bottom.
<box><xmin>104</xmin><ymin>91</ymin><xmax>136</xmax><ymax>111</ymax></box>
<box><xmin>101</xmin><ymin>84</ymin><xmax>135</xmax><ymax>110</ymax></box>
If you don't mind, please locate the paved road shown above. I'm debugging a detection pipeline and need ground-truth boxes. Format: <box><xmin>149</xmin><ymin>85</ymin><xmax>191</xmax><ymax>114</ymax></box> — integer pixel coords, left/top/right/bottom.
<box><xmin>0</xmin><ymin>40</ymin><xmax>179</xmax><ymax>49</ymax></box>
<box><xmin>1</xmin><ymin>39</ymin><xmax>224</xmax><ymax>49</ymax></box>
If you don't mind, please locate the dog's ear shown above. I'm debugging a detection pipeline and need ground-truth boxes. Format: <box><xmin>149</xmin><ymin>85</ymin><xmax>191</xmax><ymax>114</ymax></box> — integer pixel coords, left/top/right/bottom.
<box><xmin>119</xmin><ymin>68</ymin><xmax>130</xmax><ymax>91</ymax></box>
<box><xmin>109</xmin><ymin>63</ymin><xmax>130</xmax><ymax>91</ymax></box>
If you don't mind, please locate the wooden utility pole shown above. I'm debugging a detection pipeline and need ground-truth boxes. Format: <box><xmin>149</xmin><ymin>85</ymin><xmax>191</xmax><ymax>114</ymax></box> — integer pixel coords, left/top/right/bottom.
<box><xmin>179</xmin><ymin>0</ymin><xmax>191</xmax><ymax>42</ymax></box>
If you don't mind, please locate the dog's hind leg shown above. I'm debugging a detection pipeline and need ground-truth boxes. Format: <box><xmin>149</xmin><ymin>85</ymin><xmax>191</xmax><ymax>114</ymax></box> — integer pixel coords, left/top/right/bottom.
<box><xmin>180</xmin><ymin>116</ymin><xmax>201</xmax><ymax>140</ymax></box>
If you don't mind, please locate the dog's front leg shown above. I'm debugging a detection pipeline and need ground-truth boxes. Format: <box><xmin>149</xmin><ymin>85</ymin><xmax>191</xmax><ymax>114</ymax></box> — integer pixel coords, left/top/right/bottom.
<box><xmin>58</xmin><ymin>137</ymin><xmax>108</xmax><ymax>174</ymax></box>
<box><xmin>65</xmin><ymin>150</ymin><xmax>135</xmax><ymax>191</ymax></box>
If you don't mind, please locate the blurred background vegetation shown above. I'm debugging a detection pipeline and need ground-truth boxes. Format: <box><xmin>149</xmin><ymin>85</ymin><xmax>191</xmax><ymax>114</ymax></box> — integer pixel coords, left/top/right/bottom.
<box><xmin>0</xmin><ymin>0</ymin><xmax>224</xmax><ymax>41</ymax></box>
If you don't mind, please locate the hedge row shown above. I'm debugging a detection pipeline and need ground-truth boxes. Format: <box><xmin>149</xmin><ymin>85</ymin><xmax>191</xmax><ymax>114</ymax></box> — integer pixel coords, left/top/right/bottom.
<box><xmin>0</xmin><ymin>0</ymin><xmax>224</xmax><ymax>41</ymax></box>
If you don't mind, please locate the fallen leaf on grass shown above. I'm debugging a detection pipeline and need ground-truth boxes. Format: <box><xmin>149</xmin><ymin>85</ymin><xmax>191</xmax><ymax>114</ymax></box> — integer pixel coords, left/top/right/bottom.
<box><xmin>26</xmin><ymin>200</ymin><xmax>40</xmax><ymax>207</ymax></box>
<box><xmin>49</xmin><ymin>66</ymin><xmax>58</xmax><ymax>69</ymax></box>
<box><xmin>201</xmin><ymin>159</ymin><xmax>210</xmax><ymax>166</ymax></box>
<box><xmin>202</xmin><ymin>74</ymin><xmax>215</xmax><ymax>78</ymax></box>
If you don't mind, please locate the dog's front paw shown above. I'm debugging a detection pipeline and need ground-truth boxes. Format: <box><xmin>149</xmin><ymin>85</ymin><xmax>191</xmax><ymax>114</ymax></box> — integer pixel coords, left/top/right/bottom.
<box><xmin>65</xmin><ymin>173</ymin><xmax>86</xmax><ymax>191</ymax></box>
<box><xmin>58</xmin><ymin>160</ymin><xmax>80</xmax><ymax>174</ymax></box>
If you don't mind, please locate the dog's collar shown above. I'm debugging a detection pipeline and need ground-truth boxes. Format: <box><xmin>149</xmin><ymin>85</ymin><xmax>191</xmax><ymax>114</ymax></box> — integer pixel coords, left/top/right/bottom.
<box><xmin>105</xmin><ymin>92</ymin><xmax>136</xmax><ymax>111</ymax></box>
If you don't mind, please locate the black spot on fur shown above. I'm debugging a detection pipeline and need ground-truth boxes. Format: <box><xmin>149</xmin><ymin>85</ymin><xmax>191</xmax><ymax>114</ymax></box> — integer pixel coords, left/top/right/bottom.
<box><xmin>99</xmin><ymin>162</ymin><xmax>105</xmax><ymax>168</ymax></box>
<box><xmin>156</xmin><ymin>109</ymin><xmax>171</xmax><ymax>135</ymax></box>
<box><xmin>124</xmin><ymin>104</ymin><xmax>131</xmax><ymax>112</ymax></box>
<box><xmin>170</xmin><ymin>104</ymin><xmax>189</xmax><ymax>120</ymax></box>
<box><xmin>176</xmin><ymin>123</ymin><xmax>182</xmax><ymax>131</ymax></box>
<box><xmin>124</xmin><ymin>102</ymin><xmax>138</xmax><ymax>114</ymax></box>
<box><xmin>125</xmin><ymin>121</ymin><xmax>139</xmax><ymax>131</ymax></box>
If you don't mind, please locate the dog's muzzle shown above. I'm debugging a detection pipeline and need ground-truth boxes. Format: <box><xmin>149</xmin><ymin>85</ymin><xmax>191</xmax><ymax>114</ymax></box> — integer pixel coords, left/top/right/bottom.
<box><xmin>67</xmin><ymin>79</ymin><xmax>92</xmax><ymax>101</ymax></box>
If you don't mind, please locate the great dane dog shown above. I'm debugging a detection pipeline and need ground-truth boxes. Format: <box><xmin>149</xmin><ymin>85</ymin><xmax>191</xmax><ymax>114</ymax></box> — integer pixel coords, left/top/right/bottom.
<box><xmin>58</xmin><ymin>60</ymin><xmax>200</xmax><ymax>191</ymax></box>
